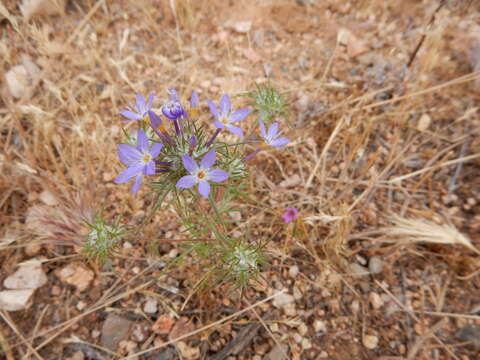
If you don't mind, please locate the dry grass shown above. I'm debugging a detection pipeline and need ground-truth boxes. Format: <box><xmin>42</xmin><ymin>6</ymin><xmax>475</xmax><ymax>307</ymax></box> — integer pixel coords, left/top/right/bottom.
<box><xmin>1</xmin><ymin>0</ymin><xmax>480</xmax><ymax>359</ymax></box>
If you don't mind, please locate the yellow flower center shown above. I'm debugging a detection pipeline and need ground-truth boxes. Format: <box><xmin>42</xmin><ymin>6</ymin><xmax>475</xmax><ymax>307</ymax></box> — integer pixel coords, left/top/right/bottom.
<box><xmin>197</xmin><ymin>170</ymin><xmax>206</xmax><ymax>180</ymax></box>
<box><xmin>143</xmin><ymin>153</ymin><xmax>152</xmax><ymax>164</ymax></box>
<box><xmin>220</xmin><ymin>116</ymin><xmax>229</xmax><ymax>125</ymax></box>
<box><xmin>189</xmin><ymin>108</ymin><xmax>199</xmax><ymax>118</ymax></box>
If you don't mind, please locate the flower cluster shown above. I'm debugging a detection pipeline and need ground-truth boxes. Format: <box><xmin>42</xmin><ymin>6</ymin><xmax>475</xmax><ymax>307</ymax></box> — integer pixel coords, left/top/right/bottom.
<box><xmin>114</xmin><ymin>89</ymin><xmax>291</xmax><ymax>199</ymax></box>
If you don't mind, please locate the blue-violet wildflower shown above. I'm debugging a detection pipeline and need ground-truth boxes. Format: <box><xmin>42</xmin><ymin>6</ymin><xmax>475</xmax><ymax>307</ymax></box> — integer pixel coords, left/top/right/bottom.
<box><xmin>119</xmin><ymin>93</ymin><xmax>155</xmax><ymax>123</ymax></box>
<box><xmin>259</xmin><ymin>120</ymin><xmax>290</xmax><ymax>149</ymax></box>
<box><xmin>162</xmin><ymin>89</ymin><xmax>186</xmax><ymax>121</ymax></box>
<box><xmin>114</xmin><ymin>129</ymin><xmax>163</xmax><ymax>194</ymax></box>
<box><xmin>176</xmin><ymin>150</ymin><xmax>229</xmax><ymax>198</ymax></box>
<box><xmin>207</xmin><ymin>94</ymin><xmax>250</xmax><ymax>137</ymax></box>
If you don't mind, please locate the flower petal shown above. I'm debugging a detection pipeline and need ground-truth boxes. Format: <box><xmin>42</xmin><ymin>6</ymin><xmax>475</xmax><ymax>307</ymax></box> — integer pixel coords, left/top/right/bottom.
<box><xmin>114</xmin><ymin>165</ymin><xmax>144</xmax><ymax>184</ymax></box>
<box><xmin>136</xmin><ymin>93</ymin><xmax>146</xmax><ymax>113</ymax></box>
<box><xmin>271</xmin><ymin>137</ymin><xmax>290</xmax><ymax>149</ymax></box>
<box><xmin>220</xmin><ymin>94</ymin><xmax>231</xmax><ymax>117</ymax></box>
<box><xmin>259</xmin><ymin>119</ymin><xmax>267</xmax><ymax>139</ymax></box>
<box><xmin>181</xmin><ymin>154</ymin><xmax>198</xmax><ymax>173</ymax></box>
<box><xmin>119</xmin><ymin>110</ymin><xmax>142</xmax><ymax>121</ymax></box>
<box><xmin>214</xmin><ymin>120</ymin><xmax>225</xmax><ymax>129</ymax></box>
<box><xmin>136</xmin><ymin>129</ymin><xmax>149</xmax><ymax>151</ymax></box>
<box><xmin>208</xmin><ymin>169</ymin><xmax>229</xmax><ymax>183</ymax></box>
<box><xmin>144</xmin><ymin>161</ymin><xmax>155</xmax><ymax>175</ymax></box>
<box><xmin>229</xmin><ymin>109</ymin><xmax>250</xmax><ymax>123</ymax></box>
<box><xmin>267</xmin><ymin>122</ymin><xmax>279</xmax><ymax>139</ymax></box>
<box><xmin>201</xmin><ymin>150</ymin><xmax>216</xmax><ymax>169</ymax></box>
<box><xmin>131</xmin><ymin>174</ymin><xmax>143</xmax><ymax>194</ymax></box>
<box><xmin>150</xmin><ymin>142</ymin><xmax>163</xmax><ymax>158</ymax></box>
<box><xmin>148</xmin><ymin>110</ymin><xmax>162</xmax><ymax>128</ymax></box>
<box><xmin>190</xmin><ymin>90</ymin><xmax>199</xmax><ymax>108</ymax></box>
<box><xmin>176</xmin><ymin>175</ymin><xmax>196</xmax><ymax>188</ymax></box>
<box><xmin>146</xmin><ymin>93</ymin><xmax>155</xmax><ymax>109</ymax></box>
<box><xmin>207</xmin><ymin>100</ymin><xmax>219</xmax><ymax>120</ymax></box>
<box><xmin>226</xmin><ymin>124</ymin><xmax>244</xmax><ymax>137</ymax></box>
<box><xmin>198</xmin><ymin>180</ymin><xmax>211</xmax><ymax>198</ymax></box>
<box><xmin>118</xmin><ymin>144</ymin><xmax>141</xmax><ymax>166</ymax></box>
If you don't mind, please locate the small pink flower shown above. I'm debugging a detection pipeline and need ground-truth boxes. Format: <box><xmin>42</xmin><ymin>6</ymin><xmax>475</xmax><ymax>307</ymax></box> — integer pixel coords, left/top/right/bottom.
<box><xmin>282</xmin><ymin>207</ymin><xmax>298</xmax><ymax>224</ymax></box>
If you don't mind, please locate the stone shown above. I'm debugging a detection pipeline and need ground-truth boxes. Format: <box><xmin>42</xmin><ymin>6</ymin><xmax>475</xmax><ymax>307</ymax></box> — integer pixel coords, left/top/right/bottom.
<box><xmin>363</xmin><ymin>334</ymin><xmax>379</xmax><ymax>349</ymax></box>
<box><xmin>369</xmin><ymin>292</ymin><xmax>384</xmax><ymax>310</ymax></box>
<box><xmin>417</xmin><ymin>113</ymin><xmax>431</xmax><ymax>132</ymax></box>
<box><xmin>169</xmin><ymin>317</ymin><xmax>194</xmax><ymax>340</ymax></box>
<box><xmin>176</xmin><ymin>341</ymin><xmax>200</xmax><ymax>360</ymax></box>
<box><xmin>289</xmin><ymin>265</ymin><xmax>299</xmax><ymax>277</ymax></box>
<box><xmin>24</xmin><ymin>242</ymin><xmax>42</xmax><ymax>256</ymax></box>
<box><xmin>20</xmin><ymin>0</ymin><xmax>65</xmax><ymax>21</ymax></box>
<box><xmin>368</xmin><ymin>257</ymin><xmax>383</xmax><ymax>274</ymax></box>
<box><xmin>264</xmin><ymin>343</ymin><xmax>289</xmax><ymax>360</ymax></box>
<box><xmin>143</xmin><ymin>297</ymin><xmax>158</xmax><ymax>314</ymax></box>
<box><xmin>67</xmin><ymin>351</ymin><xmax>84</xmax><ymax>360</ymax></box>
<box><xmin>152</xmin><ymin>315</ymin><xmax>176</xmax><ymax>335</ymax></box>
<box><xmin>101</xmin><ymin>314</ymin><xmax>133</xmax><ymax>351</ymax></box>
<box><xmin>349</xmin><ymin>263</ymin><xmax>369</xmax><ymax>277</ymax></box>
<box><xmin>56</xmin><ymin>262</ymin><xmax>94</xmax><ymax>292</ymax></box>
<box><xmin>456</xmin><ymin>324</ymin><xmax>480</xmax><ymax>350</ymax></box>
<box><xmin>301</xmin><ymin>338</ymin><xmax>312</xmax><ymax>350</ymax></box>
<box><xmin>226</xmin><ymin>20</ymin><xmax>252</xmax><ymax>34</ymax></box>
<box><xmin>273</xmin><ymin>292</ymin><xmax>295</xmax><ymax>308</ymax></box>
<box><xmin>39</xmin><ymin>190</ymin><xmax>58</xmax><ymax>206</ymax></box>
<box><xmin>0</xmin><ymin>289</ymin><xmax>35</xmax><ymax>311</ymax></box>
<box><xmin>6</xmin><ymin>65</ymin><xmax>29</xmax><ymax>98</ymax></box>
<box><xmin>313</xmin><ymin>319</ymin><xmax>327</xmax><ymax>332</ymax></box>
<box><xmin>4</xmin><ymin>261</ymin><xmax>47</xmax><ymax>290</ymax></box>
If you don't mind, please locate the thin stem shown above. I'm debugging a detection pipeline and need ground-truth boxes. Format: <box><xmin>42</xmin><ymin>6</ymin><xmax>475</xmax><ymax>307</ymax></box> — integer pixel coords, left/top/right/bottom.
<box><xmin>173</xmin><ymin>118</ymin><xmax>181</xmax><ymax>136</ymax></box>
<box><xmin>205</xmin><ymin>128</ymin><xmax>221</xmax><ymax>147</ymax></box>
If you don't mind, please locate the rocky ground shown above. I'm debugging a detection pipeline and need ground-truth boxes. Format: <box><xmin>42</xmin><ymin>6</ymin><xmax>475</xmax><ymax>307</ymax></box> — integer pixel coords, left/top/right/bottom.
<box><xmin>1</xmin><ymin>0</ymin><xmax>480</xmax><ymax>359</ymax></box>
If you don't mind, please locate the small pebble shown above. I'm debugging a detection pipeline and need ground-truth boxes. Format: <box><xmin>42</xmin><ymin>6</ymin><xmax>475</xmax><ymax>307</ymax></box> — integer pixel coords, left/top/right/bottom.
<box><xmin>369</xmin><ymin>292</ymin><xmax>384</xmax><ymax>310</ymax></box>
<box><xmin>363</xmin><ymin>334</ymin><xmax>379</xmax><ymax>349</ymax></box>
<box><xmin>368</xmin><ymin>257</ymin><xmax>383</xmax><ymax>274</ymax></box>
<box><xmin>289</xmin><ymin>265</ymin><xmax>299</xmax><ymax>277</ymax></box>
<box><xmin>143</xmin><ymin>297</ymin><xmax>158</xmax><ymax>314</ymax></box>
<box><xmin>314</xmin><ymin>320</ymin><xmax>327</xmax><ymax>332</ymax></box>
<box><xmin>76</xmin><ymin>300</ymin><xmax>87</xmax><ymax>311</ymax></box>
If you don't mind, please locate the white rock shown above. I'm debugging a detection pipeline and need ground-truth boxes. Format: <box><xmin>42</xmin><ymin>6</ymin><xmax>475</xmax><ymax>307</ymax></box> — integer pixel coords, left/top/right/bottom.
<box><xmin>5</xmin><ymin>55</ymin><xmax>40</xmax><ymax>99</ymax></box>
<box><xmin>363</xmin><ymin>334</ymin><xmax>379</xmax><ymax>349</ymax></box>
<box><xmin>314</xmin><ymin>319</ymin><xmax>327</xmax><ymax>332</ymax></box>
<box><xmin>0</xmin><ymin>289</ymin><xmax>35</xmax><ymax>311</ymax></box>
<box><xmin>5</xmin><ymin>65</ymin><xmax>29</xmax><ymax>99</ymax></box>
<box><xmin>20</xmin><ymin>0</ymin><xmax>65</xmax><ymax>21</ymax></box>
<box><xmin>369</xmin><ymin>292</ymin><xmax>384</xmax><ymax>310</ymax></box>
<box><xmin>4</xmin><ymin>261</ymin><xmax>47</xmax><ymax>290</ymax></box>
<box><xmin>349</xmin><ymin>263</ymin><xmax>369</xmax><ymax>277</ymax></box>
<box><xmin>273</xmin><ymin>292</ymin><xmax>295</xmax><ymax>308</ymax></box>
<box><xmin>368</xmin><ymin>257</ymin><xmax>383</xmax><ymax>274</ymax></box>
<box><xmin>225</xmin><ymin>20</ymin><xmax>252</xmax><ymax>33</ymax></box>
<box><xmin>289</xmin><ymin>265</ymin><xmax>299</xmax><ymax>277</ymax></box>
<box><xmin>143</xmin><ymin>297</ymin><xmax>158</xmax><ymax>314</ymax></box>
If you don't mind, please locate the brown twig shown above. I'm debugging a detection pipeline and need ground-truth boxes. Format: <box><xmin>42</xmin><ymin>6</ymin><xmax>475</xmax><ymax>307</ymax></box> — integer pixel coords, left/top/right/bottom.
<box><xmin>407</xmin><ymin>0</ymin><xmax>447</xmax><ymax>68</ymax></box>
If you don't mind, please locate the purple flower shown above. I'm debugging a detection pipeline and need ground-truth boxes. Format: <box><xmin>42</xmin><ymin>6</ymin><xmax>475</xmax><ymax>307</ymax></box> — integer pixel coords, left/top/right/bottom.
<box><xmin>189</xmin><ymin>90</ymin><xmax>199</xmax><ymax>118</ymax></box>
<box><xmin>282</xmin><ymin>207</ymin><xmax>298</xmax><ymax>224</ymax></box>
<box><xmin>114</xmin><ymin>129</ymin><xmax>163</xmax><ymax>194</ymax></box>
<box><xmin>207</xmin><ymin>94</ymin><xmax>250</xmax><ymax>137</ymax></box>
<box><xmin>176</xmin><ymin>150</ymin><xmax>229</xmax><ymax>198</ymax></box>
<box><xmin>259</xmin><ymin>120</ymin><xmax>290</xmax><ymax>149</ymax></box>
<box><xmin>119</xmin><ymin>93</ymin><xmax>155</xmax><ymax>123</ymax></box>
<box><xmin>162</xmin><ymin>89</ymin><xmax>186</xmax><ymax>121</ymax></box>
